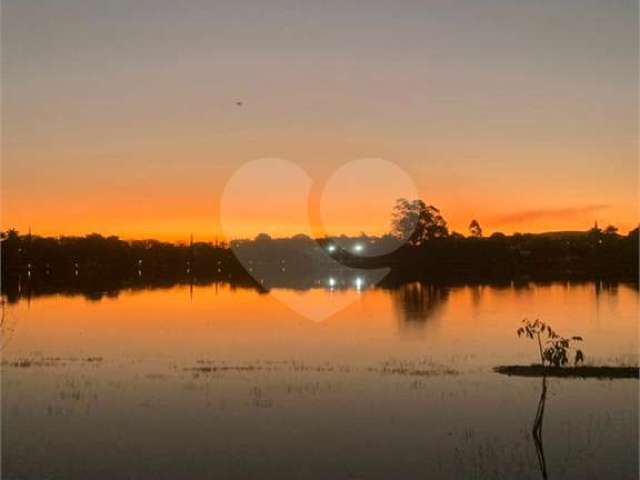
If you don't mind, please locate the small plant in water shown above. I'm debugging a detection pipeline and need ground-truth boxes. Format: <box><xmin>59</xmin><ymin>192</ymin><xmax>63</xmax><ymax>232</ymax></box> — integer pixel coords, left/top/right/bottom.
<box><xmin>517</xmin><ymin>318</ymin><xmax>584</xmax><ymax>367</ymax></box>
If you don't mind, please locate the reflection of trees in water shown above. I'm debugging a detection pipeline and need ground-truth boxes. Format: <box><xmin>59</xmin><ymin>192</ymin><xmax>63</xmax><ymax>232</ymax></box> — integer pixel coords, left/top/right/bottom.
<box><xmin>470</xmin><ymin>284</ymin><xmax>484</xmax><ymax>309</ymax></box>
<box><xmin>595</xmin><ymin>280</ymin><xmax>619</xmax><ymax>297</ymax></box>
<box><xmin>512</xmin><ymin>281</ymin><xmax>535</xmax><ymax>298</ymax></box>
<box><xmin>0</xmin><ymin>298</ymin><xmax>18</xmax><ymax>350</ymax></box>
<box><xmin>532</xmin><ymin>376</ymin><xmax>549</xmax><ymax>479</ymax></box>
<box><xmin>392</xmin><ymin>282</ymin><xmax>449</xmax><ymax>326</ymax></box>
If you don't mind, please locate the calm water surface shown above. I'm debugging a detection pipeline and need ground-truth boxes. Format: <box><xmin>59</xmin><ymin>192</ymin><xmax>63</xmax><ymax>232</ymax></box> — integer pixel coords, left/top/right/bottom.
<box><xmin>2</xmin><ymin>281</ymin><xmax>638</xmax><ymax>479</ymax></box>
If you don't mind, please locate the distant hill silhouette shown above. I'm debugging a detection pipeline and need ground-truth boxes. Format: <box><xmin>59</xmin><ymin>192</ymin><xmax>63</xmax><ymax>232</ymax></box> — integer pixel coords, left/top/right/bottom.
<box><xmin>535</xmin><ymin>230</ymin><xmax>596</xmax><ymax>238</ymax></box>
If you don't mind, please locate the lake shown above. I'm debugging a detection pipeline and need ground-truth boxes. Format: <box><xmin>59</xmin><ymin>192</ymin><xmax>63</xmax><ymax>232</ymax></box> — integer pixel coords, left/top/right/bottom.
<box><xmin>2</xmin><ymin>281</ymin><xmax>638</xmax><ymax>479</ymax></box>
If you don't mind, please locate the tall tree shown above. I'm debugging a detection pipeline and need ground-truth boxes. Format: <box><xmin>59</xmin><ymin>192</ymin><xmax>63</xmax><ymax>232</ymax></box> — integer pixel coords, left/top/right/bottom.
<box><xmin>391</xmin><ymin>198</ymin><xmax>449</xmax><ymax>245</ymax></box>
<box><xmin>469</xmin><ymin>219</ymin><xmax>483</xmax><ymax>238</ymax></box>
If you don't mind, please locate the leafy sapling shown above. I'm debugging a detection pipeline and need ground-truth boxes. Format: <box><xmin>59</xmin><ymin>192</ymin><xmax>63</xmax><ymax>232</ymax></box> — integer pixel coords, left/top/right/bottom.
<box><xmin>517</xmin><ymin>319</ymin><xmax>584</xmax><ymax>368</ymax></box>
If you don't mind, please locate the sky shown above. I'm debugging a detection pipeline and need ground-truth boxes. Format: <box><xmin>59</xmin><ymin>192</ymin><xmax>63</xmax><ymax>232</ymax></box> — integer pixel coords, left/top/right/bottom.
<box><xmin>2</xmin><ymin>0</ymin><xmax>638</xmax><ymax>241</ymax></box>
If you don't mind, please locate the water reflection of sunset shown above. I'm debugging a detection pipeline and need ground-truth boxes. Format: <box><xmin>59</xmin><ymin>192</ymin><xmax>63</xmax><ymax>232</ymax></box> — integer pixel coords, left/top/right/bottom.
<box><xmin>6</xmin><ymin>282</ymin><xmax>637</xmax><ymax>367</ymax></box>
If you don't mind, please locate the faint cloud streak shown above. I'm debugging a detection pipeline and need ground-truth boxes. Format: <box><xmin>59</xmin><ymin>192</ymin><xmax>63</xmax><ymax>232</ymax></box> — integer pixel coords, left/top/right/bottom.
<box><xmin>492</xmin><ymin>204</ymin><xmax>610</xmax><ymax>225</ymax></box>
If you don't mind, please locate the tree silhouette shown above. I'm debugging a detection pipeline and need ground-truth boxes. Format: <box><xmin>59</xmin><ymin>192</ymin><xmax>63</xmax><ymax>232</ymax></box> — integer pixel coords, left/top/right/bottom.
<box><xmin>517</xmin><ymin>319</ymin><xmax>584</xmax><ymax>367</ymax></box>
<box><xmin>391</xmin><ymin>198</ymin><xmax>448</xmax><ymax>246</ymax></box>
<box><xmin>468</xmin><ymin>219</ymin><xmax>483</xmax><ymax>238</ymax></box>
<box><xmin>1</xmin><ymin>218</ymin><xmax>638</xmax><ymax>303</ymax></box>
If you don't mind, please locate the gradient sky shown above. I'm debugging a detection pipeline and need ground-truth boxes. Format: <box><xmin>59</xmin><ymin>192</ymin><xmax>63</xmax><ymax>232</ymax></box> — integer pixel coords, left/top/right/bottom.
<box><xmin>2</xmin><ymin>0</ymin><xmax>638</xmax><ymax>241</ymax></box>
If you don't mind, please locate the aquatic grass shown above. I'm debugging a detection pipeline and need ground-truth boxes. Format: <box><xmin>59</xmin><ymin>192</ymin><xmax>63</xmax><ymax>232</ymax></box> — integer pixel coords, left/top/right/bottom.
<box><xmin>2</xmin><ymin>356</ymin><xmax>104</xmax><ymax>368</ymax></box>
<box><xmin>373</xmin><ymin>359</ymin><xmax>460</xmax><ymax>377</ymax></box>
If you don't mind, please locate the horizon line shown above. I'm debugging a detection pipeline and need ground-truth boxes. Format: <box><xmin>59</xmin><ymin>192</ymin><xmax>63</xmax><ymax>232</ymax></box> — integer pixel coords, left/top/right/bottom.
<box><xmin>2</xmin><ymin>225</ymin><xmax>635</xmax><ymax>246</ymax></box>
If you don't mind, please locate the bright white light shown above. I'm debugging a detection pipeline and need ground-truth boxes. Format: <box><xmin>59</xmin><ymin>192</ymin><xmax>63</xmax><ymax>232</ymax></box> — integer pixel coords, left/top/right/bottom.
<box><xmin>328</xmin><ymin>277</ymin><xmax>336</xmax><ymax>288</ymax></box>
<box><xmin>355</xmin><ymin>277</ymin><xmax>364</xmax><ymax>290</ymax></box>
<box><xmin>327</xmin><ymin>244</ymin><xmax>336</xmax><ymax>252</ymax></box>
<box><xmin>353</xmin><ymin>243</ymin><xmax>364</xmax><ymax>253</ymax></box>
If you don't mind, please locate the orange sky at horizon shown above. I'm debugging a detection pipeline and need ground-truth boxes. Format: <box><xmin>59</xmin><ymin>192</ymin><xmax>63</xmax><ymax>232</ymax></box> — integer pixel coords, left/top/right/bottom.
<box><xmin>2</xmin><ymin>140</ymin><xmax>637</xmax><ymax>241</ymax></box>
<box><xmin>2</xmin><ymin>1</ymin><xmax>637</xmax><ymax>242</ymax></box>
<box><xmin>2</xmin><ymin>178</ymin><xmax>635</xmax><ymax>243</ymax></box>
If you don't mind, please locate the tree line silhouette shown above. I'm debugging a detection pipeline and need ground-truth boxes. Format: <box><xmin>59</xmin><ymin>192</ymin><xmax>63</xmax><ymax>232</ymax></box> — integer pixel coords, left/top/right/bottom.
<box><xmin>362</xmin><ymin>198</ymin><xmax>638</xmax><ymax>284</ymax></box>
<box><xmin>2</xmin><ymin>198</ymin><xmax>637</xmax><ymax>302</ymax></box>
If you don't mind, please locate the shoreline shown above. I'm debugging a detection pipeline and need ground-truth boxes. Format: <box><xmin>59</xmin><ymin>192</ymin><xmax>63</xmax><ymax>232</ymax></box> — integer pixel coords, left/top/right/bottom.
<box><xmin>494</xmin><ymin>365</ymin><xmax>639</xmax><ymax>379</ymax></box>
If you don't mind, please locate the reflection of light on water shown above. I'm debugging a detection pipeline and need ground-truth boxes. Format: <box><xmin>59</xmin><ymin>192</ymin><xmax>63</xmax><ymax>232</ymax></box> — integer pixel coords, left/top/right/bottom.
<box><xmin>326</xmin><ymin>276</ymin><xmax>366</xmax><ymax>291</ymax></box>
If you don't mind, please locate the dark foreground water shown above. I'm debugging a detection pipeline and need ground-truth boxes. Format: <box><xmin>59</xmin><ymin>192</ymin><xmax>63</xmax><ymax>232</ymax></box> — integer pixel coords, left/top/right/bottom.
<box><xmin>2</xmin><ymin>281</ymin><xmax>638</xmax><ymax>479</ymax></box>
